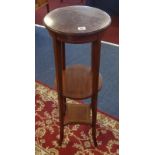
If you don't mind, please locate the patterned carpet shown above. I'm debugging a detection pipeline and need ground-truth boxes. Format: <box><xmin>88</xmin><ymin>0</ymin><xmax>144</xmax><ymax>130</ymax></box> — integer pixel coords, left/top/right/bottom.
<box><xmin>35</xmin><ymin>81</ymin><xmax>119</xmax><ymax>155</ymax></box>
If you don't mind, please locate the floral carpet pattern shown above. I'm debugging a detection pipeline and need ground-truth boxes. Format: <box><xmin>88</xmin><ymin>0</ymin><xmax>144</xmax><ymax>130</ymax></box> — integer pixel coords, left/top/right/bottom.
<box><xmin>35</xmin><ymin>81</ymin><xmax>119</xmax><ymax>155</ymax></box>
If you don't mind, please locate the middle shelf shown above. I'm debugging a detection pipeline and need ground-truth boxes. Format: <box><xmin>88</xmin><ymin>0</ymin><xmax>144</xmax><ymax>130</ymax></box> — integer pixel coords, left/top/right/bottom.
<box><xmin>54</xmin><ymin>64</ymin><xmax>103</xmax><ymax>99</ymax></box>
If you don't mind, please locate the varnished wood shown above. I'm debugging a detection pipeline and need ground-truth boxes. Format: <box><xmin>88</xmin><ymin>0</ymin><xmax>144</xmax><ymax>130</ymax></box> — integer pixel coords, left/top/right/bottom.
<box><xmin>60</xmin><ymin>41</ymin><xmax>65</xmax><ymax>70</ymax></box>
<box><xmin>91</xmin><ymin>40</ymin><xmax>101</xmax><ymax>147</ymax></box>
<box><xmin>44</xmin><ymin>6</ymin><xmax>111</xmax><ymax>147</ymax></box>
<box><xmin>60</xmin><ymin>41</ymin><xmax>66</xmax><ymax>116</ymax></box>
<box><xmin>53</xmin><ymin>38</ymin><xmax>64</xmax><ymax>146</ymax></box>
<box><xmin>44</xmin><ymin>6</ymin><xmax>111</xmax><ymax>37</ymax></box>
<box><xmin>91</xmin><ymin>40</ymin><xmax>101</xmax><ymax>105</ymax></box>
<box><xmin>54</xmin><ymin>65</ymin><xmax>103</xmax><ymax>99</ymax></box>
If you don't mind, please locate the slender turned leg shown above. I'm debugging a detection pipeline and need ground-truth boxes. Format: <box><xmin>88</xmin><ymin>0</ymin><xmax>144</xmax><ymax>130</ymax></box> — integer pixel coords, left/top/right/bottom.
<box><xmin>91</xmin><ymin>40</ymin><xmax>101</xmax><ymax>147</ymax></box>
<box><xmin>61</xmin><ymin>41</ymin><xmax>66</xmax><ymax>116</ymax></box>
<box><xmin>53</xmin><ymin>38</ymin><xmax>64</xmax><ymax>146</ymax></box>
<box><xmin>61</xmin><ymin>41</ymin><xmax>65</xmax><ymax>70</ymax></box>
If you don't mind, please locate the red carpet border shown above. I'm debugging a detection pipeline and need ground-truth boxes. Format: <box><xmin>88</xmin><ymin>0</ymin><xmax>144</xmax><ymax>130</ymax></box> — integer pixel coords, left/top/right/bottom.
<box><xmin>35</xmin><ymin>81</ymin><xmax>119</xmax><ymax>155</ymax></box>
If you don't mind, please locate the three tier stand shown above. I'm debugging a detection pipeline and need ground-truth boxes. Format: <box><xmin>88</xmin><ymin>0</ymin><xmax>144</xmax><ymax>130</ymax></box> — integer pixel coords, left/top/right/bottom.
<box><xmin>44</xmin><ymin>5</ymin><xmax>111</xmax><ymax>146</ymax></box>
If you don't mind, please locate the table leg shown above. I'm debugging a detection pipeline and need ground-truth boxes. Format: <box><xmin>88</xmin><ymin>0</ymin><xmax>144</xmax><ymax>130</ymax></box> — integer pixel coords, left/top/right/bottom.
<box><xmin>53</xmin><ymin>38</ymin><xmax>64</xmax><ymax>146</ymax></box>
<box><xmin>91</xmin><ymin>40</ymin><xmax>101</xmax><ymax>147</ymax></box>
<box><xmin>91</xmin><ymin>95</ymin><xmax>98</xmax><ymax>147</ymax></box>
<box><xmin>61</xmin><ymin>41</ymin><xmax>66</xmax><ymax>116</ymax></box>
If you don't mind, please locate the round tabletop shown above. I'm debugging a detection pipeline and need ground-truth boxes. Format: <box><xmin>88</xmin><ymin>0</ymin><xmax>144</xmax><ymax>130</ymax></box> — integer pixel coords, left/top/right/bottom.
<box><xmin>43</xmin><ymin>5</ymin><xmax>111</xmax><ymax>36</ymax></box>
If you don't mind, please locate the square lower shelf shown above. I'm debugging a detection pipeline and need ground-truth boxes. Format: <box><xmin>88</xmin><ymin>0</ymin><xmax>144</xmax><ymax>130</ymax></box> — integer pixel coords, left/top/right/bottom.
<box><xmin>64</xmin><ymin>103</ymin><xmax>92</xmax><ymax>125</ymax></box>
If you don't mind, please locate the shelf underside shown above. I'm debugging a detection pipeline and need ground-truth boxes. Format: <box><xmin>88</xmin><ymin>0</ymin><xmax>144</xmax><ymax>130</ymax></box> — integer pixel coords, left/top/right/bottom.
<box><xmin>54</xmin><ymin>65</ymin><xmax>103</xmax><ymax>99</ymax></box>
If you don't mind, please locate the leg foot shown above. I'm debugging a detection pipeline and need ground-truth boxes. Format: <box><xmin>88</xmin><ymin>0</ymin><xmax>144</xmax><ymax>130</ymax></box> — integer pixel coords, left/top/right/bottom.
<box><xmin>58</xmin><ymin>126</ymin><xmax>64</xmax><ymax>146</ymax></box>
<box><xmin>92</xmin><ymin>128</ymin><xmax>97</xmax><ymax>147</ymax></box>
<box><xmin>58</xmin><ymin>139</ymin><xmax>63</xmax><ymax>146</ymax></box>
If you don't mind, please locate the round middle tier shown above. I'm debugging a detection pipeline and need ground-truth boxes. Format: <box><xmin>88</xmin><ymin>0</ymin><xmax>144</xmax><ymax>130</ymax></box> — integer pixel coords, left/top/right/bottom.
<box><xmin>54</xmin><ymin>64</ymin><xmax>103</xmax><ymax>99</ymax></box>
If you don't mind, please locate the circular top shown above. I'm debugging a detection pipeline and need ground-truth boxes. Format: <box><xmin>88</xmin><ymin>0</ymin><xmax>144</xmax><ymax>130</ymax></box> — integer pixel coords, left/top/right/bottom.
<box><xmin>43</xmin><ymin>6</ymin><xmax>111</xmax><ymax>36</ymax></box>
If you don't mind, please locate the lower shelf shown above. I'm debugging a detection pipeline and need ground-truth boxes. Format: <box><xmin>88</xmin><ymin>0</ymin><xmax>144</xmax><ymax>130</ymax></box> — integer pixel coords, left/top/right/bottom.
<box><xmin>64</xmin><ymin>103</ymin><xmax>92</xmax><ymax>125</ymax></box>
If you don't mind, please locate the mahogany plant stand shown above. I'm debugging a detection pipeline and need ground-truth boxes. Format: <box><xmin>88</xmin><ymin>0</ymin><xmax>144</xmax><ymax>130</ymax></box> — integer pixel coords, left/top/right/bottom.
<box><xmin>43</xmin><ymin>6</ymin><xmax>111</xmax><ymax>147</ymax></box>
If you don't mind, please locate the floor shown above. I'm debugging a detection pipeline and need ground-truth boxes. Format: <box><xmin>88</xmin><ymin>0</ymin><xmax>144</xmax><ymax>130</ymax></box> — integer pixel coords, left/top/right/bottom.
<box><xmin>35</xmin><ymin>0</ymin><xmax>119</xmax><ymax>44</ymax></box>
